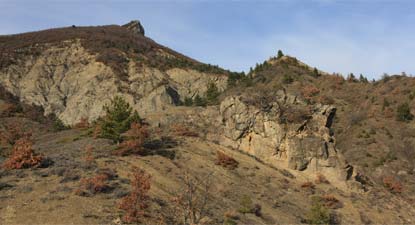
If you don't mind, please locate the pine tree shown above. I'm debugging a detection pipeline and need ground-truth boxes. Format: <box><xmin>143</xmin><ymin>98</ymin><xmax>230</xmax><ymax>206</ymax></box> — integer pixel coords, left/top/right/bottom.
<box><xmin>312</xmin><ymin>67</ymin><xmax>320</xmax><ymax>77</ymax></box>
<box><xmin>397</xmin><ymin>102</ymin><xmax>413</xmax><ymax>122</ymax></box>
<box><xmin>184</xmin><ymin>97</ymin><xmax>193</xmax><ymax>106</ymax></box>
<box><xmin>194</xmin><ymin>94</ymin><xmax>207</xmax><ymax>107</ymax></box>
<box><xmin>277</xmin><ymin>50</ymin><xmax>284</xmax><ymax>59</ymax></box>
<box><xmin>100</xmin><ymin>96</ymin><xmax>141</xmax><ymax>142</ymax></box>
<box><xmin>206</xmin><ymin>82</ymin><xmax>220</xmax><ymax>105</ymax></box>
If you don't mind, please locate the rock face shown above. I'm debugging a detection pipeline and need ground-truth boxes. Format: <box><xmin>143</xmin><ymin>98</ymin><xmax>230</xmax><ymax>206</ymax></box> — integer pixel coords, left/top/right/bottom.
<box><xmin>219</xmin><ymin>93</ymin><xmax>356</xmax><ymax>186</ymax></box>
<box><xmin>0</xmin><ymin>40</ymin><xmax>227</xmax><ymax>125</ymax></box>
<box><xmin>122</xmin><ymin>20</ymin><xmax>145</xmax><ymax>35</ymax></box>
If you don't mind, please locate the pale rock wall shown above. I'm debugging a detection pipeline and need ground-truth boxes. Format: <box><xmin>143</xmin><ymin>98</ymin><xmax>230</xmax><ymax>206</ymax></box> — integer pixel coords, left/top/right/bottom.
<box><xmin>0</xmin><ymin>41</ymin><xmax>227</xmax><ymax>125</ymax></box>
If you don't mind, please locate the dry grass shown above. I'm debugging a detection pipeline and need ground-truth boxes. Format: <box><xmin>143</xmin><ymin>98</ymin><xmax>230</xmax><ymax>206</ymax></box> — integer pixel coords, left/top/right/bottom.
<box><xmin>170</xmin><ymin>123</ymin><xmax>199</xmax><ymax>137</ymax></box>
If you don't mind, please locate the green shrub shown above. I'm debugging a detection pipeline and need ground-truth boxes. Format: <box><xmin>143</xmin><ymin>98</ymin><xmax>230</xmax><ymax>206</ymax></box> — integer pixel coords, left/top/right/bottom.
<box><xmin>282</xmin><ymin>74</ymin><xmax>294</xmax><ymax>84</ymax></box>
<box><xmin>277</xmin><ymin>49</ymin><xmax>284</xmax><ymax>59</ymax></box>
<box><xmin>194</xmin><ymin>94</ymin><xmax>207</xmax><ymax>107</ymax></box>
<box><xmin>206</xmin><ymin>82</ymin><xmax>220</xmax><ymax>105</ymax></box>
<box><xmin>184</xmin><ymin>97</ymin><xmax>193</xmax><ymax>106</ymax></box>
<box><xmin>238</xmin><ymin>195</ymin><xmax>254</xmax><ymax>214</ymax></box>
<box><xmin>53</xmin><ymin>117</ymin><xmax>69</xmax><ymax>132</ymax></box>
<box><xmin>396</xmin><ymin>102</ymin><xmax>413</xmax><ymax>121</ymax></box>
<box><xmin>307</xmin><ymin>197</ymin><xmax>331</xmax><ymax>225</ymax></box>
<box><xmin>100</xmin><ymin>96</ymin><xmax>141</xmax><ymax>142</ymax></box>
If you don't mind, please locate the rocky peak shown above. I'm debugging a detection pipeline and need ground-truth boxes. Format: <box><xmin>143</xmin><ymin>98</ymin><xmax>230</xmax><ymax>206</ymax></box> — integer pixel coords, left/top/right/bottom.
<box><xmin>122</xmin><ymin>20</ymin><xmax>145</xmax><ymax>35</ymax></box>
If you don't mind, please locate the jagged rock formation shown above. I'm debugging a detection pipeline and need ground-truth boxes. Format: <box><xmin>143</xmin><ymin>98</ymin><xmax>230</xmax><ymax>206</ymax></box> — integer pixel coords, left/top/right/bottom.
<box><xmin>219</xmin><ymin>92</ymin><xmax>358</xmax><ymax>188</ymax></box>
<box><xmin>122</xmin><ymin>20</ymin><xmax>145</xmax><ymax>35</ymax></box>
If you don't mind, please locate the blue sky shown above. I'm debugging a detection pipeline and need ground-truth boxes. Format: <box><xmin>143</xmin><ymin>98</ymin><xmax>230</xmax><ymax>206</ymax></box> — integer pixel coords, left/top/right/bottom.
<box><xmin>1</xmin><ymin>0</ymin><xmax>415</xmax><ymax>79</ymax></box>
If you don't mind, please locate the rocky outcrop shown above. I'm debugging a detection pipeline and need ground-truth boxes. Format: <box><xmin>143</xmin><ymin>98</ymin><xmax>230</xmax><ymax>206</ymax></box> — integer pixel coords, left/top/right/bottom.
<box><xmin>122</xmin><ymin>20</ymin><xmax>145</xmax><ymax>35</ymax></box>
<box><xmin>219</xmin><ymin>93</ymin><xmax>358</xmax><ymax>187</ymax></box>
<box><xmin>0</xmin><ymin>40</ymin><xmax>227</xmax><ymax>125</ymax></box>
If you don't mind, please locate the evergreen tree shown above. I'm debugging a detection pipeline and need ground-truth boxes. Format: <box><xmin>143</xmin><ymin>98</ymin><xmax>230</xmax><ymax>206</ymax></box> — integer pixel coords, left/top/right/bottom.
<box><xmin>184</xmin><ymin>97</ymin><xmax>193</xmax><ymax>106</ymax></box>
<box><xmin>277</xmin><ymin>50</ymin><xmax>284</xmax><ymax>59</ymax></box>
<box><xmin>397</xmin><ymin>102</ymin><xmax>413</xmax><ymax>122</ymax></box>
<box><xmin>194</xmin><ymin>94</ymin><xmax>207</xmax><ymax>107</ymax></box>
<box><xmin>359</xmin><ymin>74</ymin><xmax>368</xmax><ymax>83</ymax></box>
<box><xmin>206</xmin><ymin>82</ymin><xmax>220</xmax><ymax>105</ymax></box>
<box><xmin>312</xmin><ymin>67</ymin><xmax>320</xmax><ymax>77</ymax></box>
<box><xmin>100</xmin><ymin>96</ymin><xmax>141</xmax><ymax>142</ymax></box>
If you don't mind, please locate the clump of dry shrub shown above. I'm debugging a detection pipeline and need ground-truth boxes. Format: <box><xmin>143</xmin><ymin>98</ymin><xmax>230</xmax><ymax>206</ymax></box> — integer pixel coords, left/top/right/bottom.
<box><xmin>2</xmin><ymin>137</ymin><xmax>44</xmax><ymax>169</ymax></box>
<box><xmin>320</xmin><ymin>195</ymin><xmax>343</xmax><ymax>209</ymax></box>
<box><xmin>301</xmin><ymin>85</ymin><xmax>320</xmax><ymax>103</ymax></box>
<box><xmin>301</xmin><ymin>181</ymin><xmax>316</xmax><ymax>191</ymax></box>
<box><xmin>315</xmin><ymin>173</ymin><xmax>330</xmax><ymax>184</ymax></box>
<box><xmin>115</xmin><ymin>122</ymin><xmax>149</xmax><ymax>156</ymax></box>
<box><xmin>74</xmin><ymin>117</ymin><xmax>89</xmax><ymax>129</ymax></box>
<box><xmin>75</xmin><ymin>173</ymin><xmax>111</xmax><ymax>196</ymax></box>
<box><xmin>170</xmin><ymin>123</ymin><xmax>198</xmax><ymax>137</ymax></box>
<box><xmin>215</xmin><ymin>151</ymin><xmax>239</xmax><ymax>170</ymax></box>
<box><xmin>118</xmin><ymin>167</ymin><xmax>151</xmax><ymax>223</ymax></box>
<box><xmin>83</xmin><ymin>144</ymin><xmax>95</xmax><ymax>165</ymax></box>
<box><xmin>383</xmin><ymin>176</ymin><xmax>403</xmax><ymax>194</ymax></box>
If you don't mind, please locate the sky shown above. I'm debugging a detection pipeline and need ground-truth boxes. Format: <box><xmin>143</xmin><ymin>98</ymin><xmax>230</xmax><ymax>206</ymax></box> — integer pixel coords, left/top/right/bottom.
<box><xmin>1</xmin><ymin>0</ymin><xmax>415</xmax><ymax>79</ymax></box>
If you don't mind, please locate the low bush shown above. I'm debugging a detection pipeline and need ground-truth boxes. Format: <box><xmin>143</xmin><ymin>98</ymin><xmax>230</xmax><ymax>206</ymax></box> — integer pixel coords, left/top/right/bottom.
<box><xmin>119</xmin><ymin>168</ymin><xmax>151</xmax><ymax>223</ymax></box>
<box><xmin>320</xmin><ymin>195</ymin><xmax>343</xmax><ymax>209</ymax></box>
<box><xmin>302</xmin><ymin>85</ymin><xmax>320</xmax><ymax>103</ymax></box>
<box><xmin>301</xmin><ymin>181</ymin><xmax>316</xmax><ymax>190</ymax></box>
<box><xmin>116</xmin><ymin>122</ymin><xmax>149</xmax><ymax>156</ymax></box>
<box><xmin>75</xmin><ymin>173</ymin><xmax>110</xmax><ymax>196</ymax></box>
<box><xmin>74</xmin><ymin>117</ymin><xmax>89</xmax><ymax>129</ymax></box>
<box><xmin>238</xmin><ymin>195</ymin><xmax>254</xmax><ymax>214</ymax></box>
<box><xmin>306</xmin><ymin>197</ymin><xmax>331</xmax><ymax>225</ymax></box>
<box><xmin>315</xmin><ymin>173</ymin><xmax>330</xmax><ymax>184</ymax></box>
<box><xmin>215</xmin><ymin>151</ymin><xmax>239</xmax><ymax>170</ymax></box>
<box><xmin>170</xmin><ymin>124</ymin><xmax>198</xmax><ymax>137</ymax></box>
<box><xmin>383</xmin><ymin>176</ymin><xmax>403</xmax><ymax>194</ymax></box>
<box><xmin>83</xmin><ymin>144</ymin><xmax>95</xmax><ymax>165</ymax></box>
<box><xmin>2</xmin><ymin>137</ymin><xmax>44</xmax><ymax>169</ymax></box>
<box><xmin>396</xmin><ymin>102</ymin><xmax>413</xmax><ymax>122</ymax></box>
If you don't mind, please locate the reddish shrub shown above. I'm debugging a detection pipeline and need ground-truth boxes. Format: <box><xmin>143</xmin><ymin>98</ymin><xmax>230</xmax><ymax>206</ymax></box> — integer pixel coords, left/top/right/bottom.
<box><xmin>301</xmin><ymin>181</ymin><xmax>316</xmax><ymax>189</ymax></box>
<box><xmin>76</xmin><ymin>173</ymin><xmax>110</xmax><ymax>195</ymax></box>
<box><xmin>116</xmin><ymin>122</ymin><xmax>149</xmax><ymax>156</ymax></box>
<box><xmin>74</xmin><ymin>117</ymin><xmax>89</xmax><ymax>129</ymax></box>
<box><xmin>2</xmin><ymin>137</ymin><xmax>43</xmax><ymax>169</ymax></box>
<box><xmin>84</xmin><ymin>144</ymin><xmax>95</xmax><ymax>165</ymax></box>
<box><xmin>0</xmin><ymin>103</ymin><xmax>18</xmax><ymax>117</ymax></box>
<box><xmin>302</xmin><ymin>85</ymin><xmax>320</xmax><ymax>103</ymax></box>
<box><xmin>119</xmin><ymin>168</ymin><xmax>151</xmax><ymax>223</ymax></box>
<box><xmin>315</xmin><ymin>173</ymin><xmax>330</xmax><ymax>184</ymax></box>
<box><xmin>215</xmin><ymin>151</ymin><xmax>239</xmax><ymax>170</ymax></box>
<box><xmin>383</xmin><ymin>176</ymin><xmax>403</xmax><ymax>194</ymax></box>
<box><xmin>321</xmin><ymin>195</ymin><xmax>343</xmax><ymax>209</ymax></box>
<box><xmin>170</xmin><ymin>124</ymin><xmax>199</xmax><ymax>137</ymax></box>
<box><xmin>92</xmin><ymin>123</ymin><xmax>102</xmax><ymax>139</ymax></box>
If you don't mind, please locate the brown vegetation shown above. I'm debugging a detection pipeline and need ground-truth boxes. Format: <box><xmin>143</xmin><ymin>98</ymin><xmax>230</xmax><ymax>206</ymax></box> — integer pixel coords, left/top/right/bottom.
<box><xmin>215</xmin><ymin>151</ymin><xmax>239</xmax><ymax>170</ymax></box>
<box><xmin>383</xmin><ymin>176</ymin><xmax>403</xmax><ymax>194</ymax></box>
<box><xmin>315</xmin><ymin>173</ymin><xmax>330</xmax><ymax>184</ymax></box>
<box><xmin>83</xmin><ymin>144</ymin><xmax>95</xmax><ymax>165</ymax></box>
<box><xmin>116</xmin><ymin>122</ymin><xmax>149</xmax><ymax>156</ymax></box>
<box><xmin>170</xmin><ymin>123</ymin><xmax>199</xmax><ymax>137</ymax></box>
<box><xmin>76</xmin><ymin>173</ymin><xmax>110</xmax><ymax>196</ymax></box>
<box><xmin>171</xmin><ymin>173</ymin><xmax>212</xmax><ymax>225</ymax></box>
<box><xmin>74</xmin><ymin>117</ymin><xmax>89</xmax><ymax>129</ymax></box>
<box><xmin>118</xmin><ymin>167</ymin><xmax>151</xmax><ymax>223</ymax></box>
<box><xmin>2</xmin><ymin>137</ymin><xmax>44</xmax><ymax>169</ymax></box>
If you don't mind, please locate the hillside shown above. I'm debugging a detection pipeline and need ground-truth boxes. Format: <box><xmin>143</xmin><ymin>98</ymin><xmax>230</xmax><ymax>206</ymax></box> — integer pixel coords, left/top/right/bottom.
<box><xmin>1</xmin><ymin>22</ymin><xmax>415</xmax><ymax>225</ymax></box>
